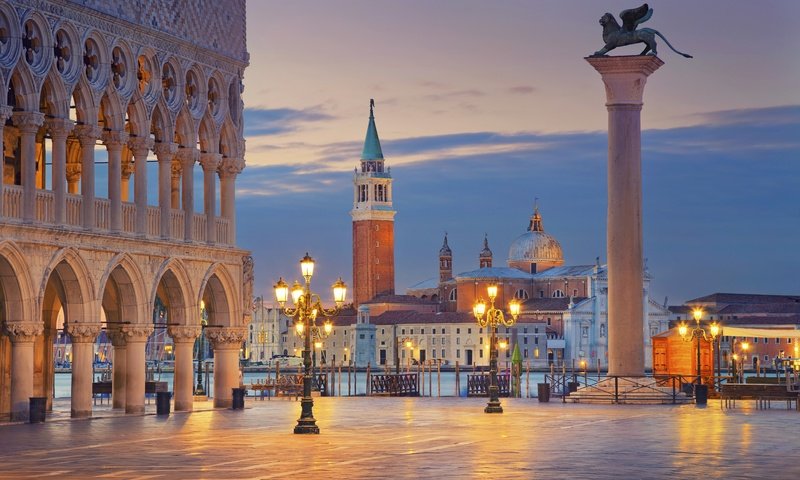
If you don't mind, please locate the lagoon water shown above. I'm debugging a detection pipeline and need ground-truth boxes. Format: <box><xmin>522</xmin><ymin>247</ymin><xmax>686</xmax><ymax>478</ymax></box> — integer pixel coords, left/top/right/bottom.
<box><xmin>54</xmin><ymin>369</ymin><xmax>552</xmax><ymax>399</ymax></box>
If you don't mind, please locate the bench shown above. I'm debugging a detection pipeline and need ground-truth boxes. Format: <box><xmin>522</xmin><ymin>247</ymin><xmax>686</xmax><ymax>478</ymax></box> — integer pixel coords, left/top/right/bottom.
<box><xmin>720</xmin><ymin>383</ymin><xmax>798</xmax><ymax>410</ymax></box>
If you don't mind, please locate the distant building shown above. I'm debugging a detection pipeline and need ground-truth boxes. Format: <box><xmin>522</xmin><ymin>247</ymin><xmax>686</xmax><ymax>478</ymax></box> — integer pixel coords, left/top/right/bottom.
<box><xmin>247</xmin><ymin>297</ymin><xmax>290</xmax><ymax>362</ymax></box>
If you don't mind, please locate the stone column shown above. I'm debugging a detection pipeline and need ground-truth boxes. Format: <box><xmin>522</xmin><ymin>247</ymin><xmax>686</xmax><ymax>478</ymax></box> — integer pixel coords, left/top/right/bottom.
<box><xmin>12</xmin><ymin>112</ymin><xmax>45</xmax><ymax>223</ymax></box>
<box><xmin>153</xmin><ymin>142</ymin><xmax>178</xmax><ymax>239</ymax></box>
<box><xmin>66</xmin><ymin>139</ymin><xmax>81</xmax><ymax>195</ymax></box>
<box><xmin>168</xmin><ymin>326</ymin><xmax>201</xmax><ymax>411</ymax></box>
<box><xmin>121</xmin><ymin>149</ymin><xmax>134</xmax><ymax>203</ymax></box>
<box><xmin>171</xmin><ymin>159</ymin><xmax>181</xmax><ymax>209</ymax></box>
<box><xmin>121</xmin><ymin>325</ymin><xmax>153</xmax><ymax>414</ymax></box>
<box><xmin>65</xmin><ymin>323</ymin><xmax>102</xmax><ymax>418</ymax></box>
<box><xmin>586</xmin><ymin>55</ymin><xmax>663</xmax><ymax>377</ymax></box>
<box><xmin>73</xmin><ymin>125</ymin><xmax>102</xmax><ymax>230</ymax></box>
<box><xmin>5</xmin><ymin>322</ymin><xmax>43</xmax><ymax>421</ymax></box>
<box><xmin>0</xmin><ymin>107</ymin><xmax>12</xmax><ymax>218</ymax></box>
<box><xmin>46</xmin><ymin>118</ymin><xmax>74</xmax><ymax>225</ymax></box>
<box><xmin>205</xmin><ymin>327</ymin><xmax>246</xmax><ymax>408</ymax></box>
<box><xmin>103</xmin><ymin>131</ymin><xmax>129</xmax><ymax>233</ymax></box>
<box><xmin>106</xmin><ymin>329</ymin><xmax>127</xmax><ymax>409</ymax></box>
<box><xmin>219</xmin><ymin>158</ymin><xmax>244</xmax><ymax>245</ymax></box>
<box><xmin>129</xmin><ymin>137</ymin><xmax>153</xmax><ymax>236</ymax></box>
<box><xmin>199</xmin><ymin>153</ymin><xmax>222</xmax><ymax>244</ymax></box>
<box><xmin>177</xmin><ymin>148</ymin><xmax>197</xmax><ymax>242</ymax></box>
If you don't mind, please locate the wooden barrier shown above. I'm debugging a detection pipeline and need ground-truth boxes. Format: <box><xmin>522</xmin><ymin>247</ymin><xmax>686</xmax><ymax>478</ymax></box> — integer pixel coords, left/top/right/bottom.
<box><xmin>369</xmin><ymin>373</ymin><xmax>419</xmax><ymax>396</ymax></box>
<box><xmin>466</xmin><ymin>373</ymin><xmax>510</xmax><ymax>397</ymax></box>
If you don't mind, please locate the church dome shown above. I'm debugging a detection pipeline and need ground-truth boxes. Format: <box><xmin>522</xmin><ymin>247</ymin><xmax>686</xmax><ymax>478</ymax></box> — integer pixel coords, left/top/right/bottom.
<box><xmin>507</xmin><ymin>205</ymin><xmax>564</xmax><ymax>266</ymax></box>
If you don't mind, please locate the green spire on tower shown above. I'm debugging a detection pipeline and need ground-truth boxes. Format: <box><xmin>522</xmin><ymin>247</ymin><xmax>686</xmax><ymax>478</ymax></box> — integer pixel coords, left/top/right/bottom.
<box><xmin>361</xmin><ymin>98</ymin><xmax>384</xmax><ymax>160</ymax></box>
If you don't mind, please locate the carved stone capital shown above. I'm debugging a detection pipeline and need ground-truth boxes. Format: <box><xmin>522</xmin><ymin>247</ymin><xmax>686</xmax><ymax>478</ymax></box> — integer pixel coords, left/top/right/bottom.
<box><xmin>199</xmin><ymin>152</ymin><xmax>222</xmax><ymax>172</ymax></box>
<box><xmin>105</xmin><ymin>329</ymin><xmax>128</xmax><ymax>347</ymax></box>
<box><xmin>168</xmin><ymin>326</ymin><xmax>202</xmax><ymax>343</ymax></box>
<box><xmin>171</xmin><ymin>158</ymin><xmax>183</xmax><ymax>177</ymax></box>
<box><xmin>45</xmin><ymin>118</ymin><xmax>75</xmax><ymax>139</ymax></box>
<box><xmin>0</xmin><ymin>106</ymin><xmax>12</xmax><ymax>123</ymax></box>
<box><xmin>219</xmin><ymin>157</ymin><xmax>245</xmax><ymax>178</ymax></box>
<box><xmin>73</xmin><ymin>124</ymin><xmax>103</xmax><ymax>145</ymax></box>
<box><xmin>585</xmin><ymin>56</ymin><xmax>663</xmax><ymax>106</ymax></box>
<box><xmin>122</xmin><ymin>159</ymin><xmax>135</xmax><ymax>178</ymax></box>
<box><xmin>128</xmin><ymin>137</ymin><xmax>155</xmax><ymax>157</ymax></box>
<box><xmin>175</xmin><ymin>147</ymin><xmax>199</xmax><ymax>167</ymax></box>
<box><xmin>102</xmin><ymin>130</ymin><xmax>130</xmax><ymax>149</ymax></box>
<box><xmin>153</xmin><ymin>141</ymin><xmax>178</xmax><ymax>161</ymax></box>
<box><xmin>205</xmin><ymin>327</ymin><xmax>247</xmax><ymax>349</ymax></box>
<box><xmin>4</xmin><ymin>322</ymin><xmax>44</xmax><ymax>343</ymax></box>
<box><xmin>120</xmin><ymin>324</ymin><xmax>155</xmax><ymax>342</ymax></box>
<box><xmin>65</xmin><ymin>323</ymin><xmax>103</xmax><ymax>343</ymax></box>
<box><xmin>12</xmin><ymin>111</ymin><xmax>45</xmax><ymax>134</ymax></box>
<box><xmin>66</xmin><ymin>162</ymin><xmax>82</xmax><ymax>182</ymax></box>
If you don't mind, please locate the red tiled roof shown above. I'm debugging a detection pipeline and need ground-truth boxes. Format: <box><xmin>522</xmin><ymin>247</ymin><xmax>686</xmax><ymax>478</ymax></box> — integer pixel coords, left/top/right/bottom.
<box><xmin>362</xmin><ymin>294</ymin><xmax>437</xmax><ymax>305</ymax></box>
<box><xmin>687</xmin><ymin>293</ymin><xmax>800</xmax><ymax>305</ymax></box>
<box><xmin>717</xmin><ymin>303</ymin><xmax>800</xmax><ymax>315</ymax></box>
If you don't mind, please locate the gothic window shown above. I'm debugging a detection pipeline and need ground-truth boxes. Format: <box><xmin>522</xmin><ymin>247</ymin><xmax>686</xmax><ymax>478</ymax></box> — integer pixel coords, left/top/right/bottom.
<box><xmin>449</xmin><ymin>288</ymin><xmax>457</xmax><ymax>302</ymax></box>
<box><xmin>600</xmin><ymin>323</ymin><xmax>606</xmax><ymax>337</ymax></box>
<box><xmin>514</xmin><ymin>289</ymin><xmax>529</xmax><ymax>300</ymax></box>
<box><xmin>539</xmin><ymin>290</ymin><xmax>545</xmax><ymax>298</ymax></box>
<box><xmin>552</xmin><ymin>289</ymin><xmax>565</xmax><ymax>298</ymax></box>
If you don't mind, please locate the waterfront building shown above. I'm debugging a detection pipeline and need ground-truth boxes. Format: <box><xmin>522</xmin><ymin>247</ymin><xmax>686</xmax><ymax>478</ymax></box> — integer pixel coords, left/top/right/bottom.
<box><xmin>247</xmin><ymin>297</ymin><xmax>290</xmax><ymax>362</ymax></box>
<box><xmin>0</xmin><ymin>0</ymin><xmax>251</xmax><ymax>421</ymax></box>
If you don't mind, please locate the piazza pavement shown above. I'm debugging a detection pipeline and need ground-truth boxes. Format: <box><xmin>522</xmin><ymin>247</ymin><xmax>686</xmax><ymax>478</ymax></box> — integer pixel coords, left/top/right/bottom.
<box><xmin>0</xmin><ymin>397</ymin><xmax>797</xmax><ymax>479</ymax></box>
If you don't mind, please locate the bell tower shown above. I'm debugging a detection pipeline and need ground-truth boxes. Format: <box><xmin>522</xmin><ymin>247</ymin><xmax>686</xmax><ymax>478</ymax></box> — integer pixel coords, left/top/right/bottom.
<box><xmin>351</xmin><ymin>100</ymin><xmax>395</xmax><ymax>307</ymax></box>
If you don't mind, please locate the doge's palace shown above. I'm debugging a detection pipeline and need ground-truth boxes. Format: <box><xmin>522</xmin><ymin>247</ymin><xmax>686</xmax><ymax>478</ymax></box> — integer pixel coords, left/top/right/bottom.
<box><xmin>0</xmin><ymin>0</ymin><xmax>251</xmax><ymax>420</ymax></box>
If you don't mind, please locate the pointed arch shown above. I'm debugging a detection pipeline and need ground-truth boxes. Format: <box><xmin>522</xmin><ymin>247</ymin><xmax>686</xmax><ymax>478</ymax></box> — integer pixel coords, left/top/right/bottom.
<box><xmin>71</xmin><ymin>77</ymin><xmax>100</xmax><ymax>125</ymax></box>
<box><xmin>125</xmin><ymin>94</ymin><xmax>150</xmax><ymax>138</ymax></box>
<box><xmin>39</xmin><ymin>248</ymin><xmax>95</xmax><ymax>325</ymax></box>
<box><xmin>99</xmin><ymin>89</ymin><xmax>126</xmax><ymax>132</ymax></box>
<box><xmin>198</xmin><ymin>262</ymin><xmax>239</xmax><ymax>328</ymax></box>
<box><xmin>8</xmin><ymin>64</ymin><xmax>39</xmax><ymax>111</ymax></box>
<box><xmin>174</xmin><ymin>106</ymin><xmax>197</xmax><ymax>148</ymax></box>
<box><xmin>97</xmin><ymin>253</ymin><xmax>147</xmax><ymax>327</ymax></box>
<box><xmin>198</xmin><ymin>112</ymin><xmax>219</xmax><ymax>153</ymax></box>
<box><xmin>39</xmin><ymin>68</ymin><xmax>69</xmax><ymax>118</ymax></box>
<box><xmin>218</xmin><ymin>118</ymin><xmax>239</xmax><ymax>159</ymax></box>
<box><xmin>0</xmin><ymin>241</ymin><xmax>36</xmax><ymax>324</ymax></box>
<box><xmin>151</xmin><ymin>258</ymin><xmax>194</xmax><ymax>327</ymax></box>
<box><xmin>150</xmin><ymin>102</ymin><xmax>173</xmax><ymax>143</ymax></box>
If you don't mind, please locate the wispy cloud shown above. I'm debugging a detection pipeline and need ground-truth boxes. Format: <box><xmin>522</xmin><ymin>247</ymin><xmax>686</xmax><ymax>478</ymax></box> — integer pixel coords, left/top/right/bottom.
<box><xmin>508</xmin><ymin>85</ymin><xmax>536</xmax><ymax>95</ymax></box>
<box><xmin>243</xmin><ymin>106</ymin><xmax>334</xmax><ymax>137</ymax></box>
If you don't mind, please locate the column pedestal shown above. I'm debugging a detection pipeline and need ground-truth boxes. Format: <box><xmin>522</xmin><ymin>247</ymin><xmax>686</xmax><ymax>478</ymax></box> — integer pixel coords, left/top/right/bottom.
<box><xmin>122</xmin><ymin>326</ymin><xmax>153</xmax><ymax>414</ymax></box>
<box><xmin>65</xmin><ymin>324</ymin><xmax>101</xmax><ymax>418</ymax></box>
<box><xmin>169</xmin><ymin>326</ymin><xmax>201</xmax><ymax>411</ymax></box>
<box><xmin>206</xmin><ymin>328</ymin><xmax>246</xmax><ymax>408</ymax></box>
<box><xmin>586</xmin><ymin>55</ymin><xmax>663</xmax><ymax>377</ymax></box>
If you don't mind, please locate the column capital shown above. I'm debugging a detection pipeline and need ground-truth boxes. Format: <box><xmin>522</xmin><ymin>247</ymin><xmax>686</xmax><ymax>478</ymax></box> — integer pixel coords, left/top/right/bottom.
<box><xmin>175</xmin><ymin>147</ymin><xmax>199</xmax><ymax>167</ymax></box>
<box><xmin>11</xmin><ymin>111</ymin><xmax>45</xmax><ymax>134</ymax></box>
<box><xmin>171</xmin><ymin>158</ymin><xmax>183</xmax><ymax>177</ymax></box>
<box><xmin>105</xmin><ymin>329</ymin><xmax>127</xmax><ymax>347</ymax></box>
<box><xmin>199</xmin><ymin>152</ymin><xmax>223</xmax><ymax>172</ymax></box>
<box><xmin>585</xmin><ymin>56</ymin><xmax>664</xmax><ymax>106</ymax></box>
<box><xmin>102</xmin><ymin>130</ymin><xmax>130</xmax><ymax>149</ymax></box>
<box><xmin>219</xmin><ymin>157</ymin><xmax>245</xmax><ymax>178</ymax></box>
<box><xmin>153</xmin><ymin>141</ymin><xmax>178</xmax><ymax>161</ymax></box>
<box><xmin>65</xmin><ymin>323</ymin><xmax>103</xmax><ymax>343</ymax></box>
<box><xmin>122</xmin><ymin>159</ymin><xmax>135</xmax><ymax>178</ymax></box>
<box><xmin>205</xmin><ymin>327</ymin><xmax>247</xmax><ymax>349</ymax></box>
<box><xmin>128</xmin><ymin>136</ymin><xmax>154</xmax><ymax>156</ymax></box>
<box><xmin>73</xmin><ymin>124</ymin><xmax>103</xmax><ymax>145</ymax></box>
<box><xmin>45</xmin><ymin>117</ymin><xmax>75</xmax><ymax>138</ymax></box>
<box><xmin>66</xmin><ymin>162</ymin><xmax>82</xmax><ymax>182</ymax></box>
<box><xmin>168</xmin><ymin>325</ymin><xmax>202</xmax><ymax>343</ymax></box>
<box><xmin>4</xmin><ymin>322</ymin><xmax>43</xmax><ymax>343</ymax></box>
<box><xmin>120</xmin><ymin>324</ymin><xmax>155</xmax><ymax>341</ymax></box>
<box><xmin>0</xmin><ymin>106</ymin><xmax>12</xmax><ymax>122</ymax></box>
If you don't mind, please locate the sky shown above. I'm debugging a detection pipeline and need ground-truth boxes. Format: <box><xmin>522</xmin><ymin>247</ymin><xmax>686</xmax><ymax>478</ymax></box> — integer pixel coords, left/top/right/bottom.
<box><xmin>236</xmin><ymin>0</ymin><xmax>800</xmax><ymax>306</ymax></box>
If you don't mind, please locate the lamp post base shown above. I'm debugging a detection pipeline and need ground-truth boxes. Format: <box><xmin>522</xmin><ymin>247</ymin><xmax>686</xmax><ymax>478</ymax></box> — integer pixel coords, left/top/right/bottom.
<box><xmin>294</xmin><ymin>421</ymin><xmax>320</xmax><ymax>434</ymax></box>
<box><xmin>484</xmin><ymin>400</ymin><xmax>503</xmax><ymax>414</ymax></box>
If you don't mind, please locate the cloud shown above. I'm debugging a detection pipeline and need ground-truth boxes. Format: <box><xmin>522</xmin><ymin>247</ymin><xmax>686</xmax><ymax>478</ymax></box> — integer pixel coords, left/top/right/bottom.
<box><xmin>243</xmin><ymin>106</ymin><xmax>334</xmax><ymax>137</ymax></box>
<box><xmin>508</xmin><ymin>85</ymin><xmax>537</xmax><ymax>95</ymax></box>
<box><xmin>423</xmin><ymin>89</ymin><xmax>486</xmax><ymax>102</ymax></box>
<box><xmin>689</xmin><ymin>105</ymin><xmax>800</xmax><ymax>127</ymax></box>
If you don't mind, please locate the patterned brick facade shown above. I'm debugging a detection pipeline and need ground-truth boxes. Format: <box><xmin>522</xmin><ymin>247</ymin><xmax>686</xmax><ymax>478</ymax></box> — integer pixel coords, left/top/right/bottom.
<box><xmin>352</xmin><ymin>219</ymin><xmax>395</xmax><ymax>306</ymax></box>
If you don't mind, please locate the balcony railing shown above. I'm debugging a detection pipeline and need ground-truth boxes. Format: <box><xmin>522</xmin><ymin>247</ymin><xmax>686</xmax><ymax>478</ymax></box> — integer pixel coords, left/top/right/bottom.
<box><xmin>2</xmin><ymin>185</ymin><xmax>233</xmax><ymax>245</ymax></box>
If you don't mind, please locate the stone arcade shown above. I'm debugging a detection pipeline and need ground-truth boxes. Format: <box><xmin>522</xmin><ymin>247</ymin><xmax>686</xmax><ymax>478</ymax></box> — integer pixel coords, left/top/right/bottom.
<box><xmin>0</xmin><ymin>0</ymin><xmax>250</xmax><ymax>421</ymax></box>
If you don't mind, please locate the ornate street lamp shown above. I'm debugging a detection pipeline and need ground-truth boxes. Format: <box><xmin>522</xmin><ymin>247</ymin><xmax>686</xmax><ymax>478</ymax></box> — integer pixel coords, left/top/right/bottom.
<box><xmin>274</xmin><ymin>253</ymin><xmax>346</xmax><ymax>434</ymax></box>
<box><xmin>678</xmin><ymin>308</ymin><xmax>720</xmax><ymax>386</ymax></box>
<box><xmin>195</xmin><ymin>300</ymin><xmax>208</xmax><ymax>396</ymax></box>
<box><xmin>472</xmin><ymin>283</ymin><xmax>520</xmax><ymax>413</ymax></box>
<box><xmin>730</xmin><ymin>339</ymin><xmax>749</xmax><ymax>383</ymax></box>
<box><xmin>395</xmin><ymin>337</ymin><xmax>413</xmax><ymax>374</ymax></box>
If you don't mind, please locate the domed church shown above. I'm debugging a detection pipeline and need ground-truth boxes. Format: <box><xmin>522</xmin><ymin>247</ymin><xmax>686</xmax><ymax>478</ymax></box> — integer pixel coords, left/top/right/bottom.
<box><xmin>407</xmin><ymin>203</ymin><xmax>671</xmax><ymax>369</ymax></box>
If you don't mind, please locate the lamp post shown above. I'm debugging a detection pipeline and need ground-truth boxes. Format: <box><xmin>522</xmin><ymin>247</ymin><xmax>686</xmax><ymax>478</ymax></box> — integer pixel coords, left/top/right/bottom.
<box><xmin>678</xmin><ymin>308</ymin><xmax>720</xmax><ymax>386</ymax></box>
<box><xmin>274</xmin><ymin>253</ymin><xmax>346</xmax><ymax>434</ymax></box>
<box><xmin>731</xmin><ymin>339</ymin><xmax>749</xmax><ymax>383</ymax></box>
<box><xmin>195</xmin><ymin>301</ymin><xmax>208</xmax><ymax>396</ymax></box>
<box><xmin>472</xmin><ymin>283</ymin><xmax>520</xmax><ymax>413</ymax></box>
<box><xmin>395</xmin><ymin>337</ymin><xmax>412</xmax><ymax>374</ymax></box>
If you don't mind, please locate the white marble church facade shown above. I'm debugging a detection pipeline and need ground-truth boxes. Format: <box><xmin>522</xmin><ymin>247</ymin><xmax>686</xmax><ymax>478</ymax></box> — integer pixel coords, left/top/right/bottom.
<box><xmin>0</xmin><ymin>0</ymin><xmax>251</xmax><ymax>421</ymax></box>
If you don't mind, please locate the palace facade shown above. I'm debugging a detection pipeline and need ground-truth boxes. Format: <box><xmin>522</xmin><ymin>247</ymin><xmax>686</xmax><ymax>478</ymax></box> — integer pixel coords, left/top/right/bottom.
<box><xmin>0</xmin><ymin>0</ymin><xmax>251</xmax><ymax>421</ymax></box>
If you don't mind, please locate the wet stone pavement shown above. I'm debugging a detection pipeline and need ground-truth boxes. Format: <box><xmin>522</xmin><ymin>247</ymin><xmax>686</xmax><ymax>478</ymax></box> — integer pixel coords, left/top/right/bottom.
<box><xmin>0</xmin><ymin>397</ymin><xmax>798</xmax><ymax>479</ymax></box>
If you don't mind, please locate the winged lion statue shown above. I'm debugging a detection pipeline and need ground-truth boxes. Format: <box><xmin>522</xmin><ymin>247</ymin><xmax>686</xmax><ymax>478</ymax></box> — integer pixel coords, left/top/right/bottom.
<box><xmin>590</xmin><ymin>4</ymin><xmax>693</xmax><ymax>58</ymax></box>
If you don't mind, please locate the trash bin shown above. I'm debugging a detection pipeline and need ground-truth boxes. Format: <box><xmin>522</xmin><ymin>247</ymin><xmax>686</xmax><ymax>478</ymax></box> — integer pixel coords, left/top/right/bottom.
<box><xmin>567</xmin><ymin>381</ymin><xmax>580</xmax><ymax>394</ymax></box>
<box><xmin>694</xmin><ymin>384</ymin><xmax>708</xmax><ymax>405</ymax></box>
<box><xmin>537</xmin><ymin>383</ymin><xmax>551</xmax><ymax>403</ymax></box>
<box><xmin>156</xmin><ymin>391</ymin><xmax>172</xmax><ymax>415</ymax></box>
<box><xmin>29</xmin><ymin>397</ymin><xmax>47</xmax><ymax>423</ymax></box>
<box><xmin>232</xmin><ymin>387</ymin><xmax>246</xmax><ymax>410</ymax></box>
<box><xmin>681</xmin><ymin>383</ymin><xmax>694</xmax><ymax>396</ymax></box>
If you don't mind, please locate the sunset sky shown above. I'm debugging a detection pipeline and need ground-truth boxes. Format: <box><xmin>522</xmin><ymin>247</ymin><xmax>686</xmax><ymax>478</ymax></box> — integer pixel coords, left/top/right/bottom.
<box><xmin>236</xmin><ymin>1</ymin><xmax>800</xmax><ymax>305</ymax></box>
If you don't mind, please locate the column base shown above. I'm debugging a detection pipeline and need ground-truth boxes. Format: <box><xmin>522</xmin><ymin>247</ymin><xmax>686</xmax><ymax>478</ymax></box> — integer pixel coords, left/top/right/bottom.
<box><xmin>174</xmin><ymin>400</ymin><xmax>193</xmax><ymax>412</ymax></box>
<box><xmin>71</xmin><ymin>409</ymin><xmax>92</xmax><ymax>419</ymax></box>
<box><xmin>10</xmin><ymin>410</ymin><xmax>29</xmax><ymax>422</ymax></box>
<box><xmin>125</xmin><ymin>405</ymin><xmax>145</xmax><ymax>415</ymax></box>
<box><xmin>214</xmin><ymin>398</ymin><xmax>232</xmax><ymax>409</ymax></box>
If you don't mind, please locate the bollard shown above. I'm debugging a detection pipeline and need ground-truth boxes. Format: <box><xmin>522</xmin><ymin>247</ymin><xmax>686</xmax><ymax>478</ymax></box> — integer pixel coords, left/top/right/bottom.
<box><xmin>694</xmin><ymin>384</ymin><xmax>708</xmax><ymax>405</ymax></box>
<box><xmin>537</xmin><ymin>383</ymin><xmax>551</xmax><ymax>403</ymax></box>
<box><xmin>29</xmin><ymin>397</ymin><xmax>47</xmax><ymax>423</ymax></box>
<box><xmin>156</xmin><ymin>391</ymin><xmax>171</xmax><ymax>416</ymax></box>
